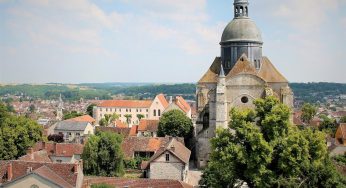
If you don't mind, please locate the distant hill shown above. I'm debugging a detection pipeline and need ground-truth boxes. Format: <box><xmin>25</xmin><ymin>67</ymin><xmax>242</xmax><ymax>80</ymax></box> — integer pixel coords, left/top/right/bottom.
<box><xmin>0</xmin><ymin>82</ymin><xmax>345</xmax><ymax>104</ymax></box>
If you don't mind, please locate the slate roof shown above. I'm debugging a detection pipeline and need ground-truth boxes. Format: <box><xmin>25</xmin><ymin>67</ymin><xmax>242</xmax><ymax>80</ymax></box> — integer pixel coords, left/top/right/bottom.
<box><xmin>55</xmin><ymin>121</ymin><xmax>90</xmax><ymax>131</ymax></box>
<box><xmin>138</xmin><ymin>119</ymin><xmax>159</xmax><ymax>132</ymax></box>
<box><xmin>198</xmin><ymin>55</ymin><xmax>288</xmax><ymax>84</ymax></box>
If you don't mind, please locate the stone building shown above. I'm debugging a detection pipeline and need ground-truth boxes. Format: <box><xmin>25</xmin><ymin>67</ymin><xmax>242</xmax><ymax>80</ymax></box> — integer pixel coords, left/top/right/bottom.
<box><xmin>195</xmin><ymin>0</ymin><xmax>294</xmax><ymax>168</ymax></box>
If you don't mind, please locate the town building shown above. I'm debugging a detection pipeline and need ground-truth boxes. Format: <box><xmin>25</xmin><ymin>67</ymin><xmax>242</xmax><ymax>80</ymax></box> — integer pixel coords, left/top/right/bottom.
<box><xmin>0</xmin><ymin>160</ymin><xmax>83</xmax><ymax>188</ymax></box>
<box><xmin>164</xmin><ymin>96</ymin><xmax>192</xmax><ymax>118</ymax></box>
<box><xmin>53</xmin><ymin>121</ymin><xmax>94</xmax><ymax>143</ymax></box>
<box><xmin>66</xmin><ymin>115</ymin><xmax>96</xmax><ymax>125</ymax></box>
<box><xmin>18</xmin><ymin>142</ymin><xmax>84</xmax><ymax>163</ymax></box>
<box><xmin>335</xmin><ymin>123</ymin><xmax>346</xmax><ymax>146</ymax></box>
<box><xmin>195</xmin><ymin>0</ymin><xmax>294</xmax><ymax>168</ymax></box>
<box><xmin>141</xmin><ymin>138</ymin><xmax>191</xmax><ymax>182</ymax></box>
<box><xmin>93</xmin><ymin>94</ymin><xmax>169</xmax><ymax>127</ymax></box>
<box><xmin>137</xmin><ymin>119</ymin><xmax>159</xmax><ymax>137</ymax></box>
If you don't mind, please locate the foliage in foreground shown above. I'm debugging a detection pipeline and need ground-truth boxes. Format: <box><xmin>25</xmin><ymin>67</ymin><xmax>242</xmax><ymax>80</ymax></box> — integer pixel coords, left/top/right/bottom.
<box><xmin>82</xmin><ymin>131</ymin><xmax>125</xmax><ymax>177</ymax></box>
<box><xmin>200</xmin><ymin>97</ymin><xmax>346</xmax><ymax>188</ymax></box>
<box><xmin>90</xmin><ymin>183</ymin><xmax>113</xmax><ymax>188</ymax></box>
<box><xmin>0</xmin><ymin>102</ymin><xmax>43</xmax><ymax>160</ymax></box>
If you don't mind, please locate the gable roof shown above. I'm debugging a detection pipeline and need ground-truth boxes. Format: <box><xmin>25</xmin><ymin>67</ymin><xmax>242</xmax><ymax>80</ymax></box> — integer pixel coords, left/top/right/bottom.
<box><xmin>198</xmin><ymin>57</ymin><xmax>221</xmax><ymax>83</ymax></box>
<box><xmin>138</xmin><ymin>119</ymin><xmax>159</xmax><ymax>132</ymax></box>
<box><xmin>18</xmin><ymin>150</ymin><xmax>52</xmax><ymax>163</ymax></box>
<box><xmin>0</xmin><ymin>161</ymin><xmax>80</xmax><ymax>187</ymax></box>
<box><xmin>129</xmin><ymin>125</ymin><xmax>138</xmax><ymax>136</ymax></box>
<box><xmin>99</xmin><ymin>100</ymin><xmax>152</xmax><ymax>108</ymax></box>
<box><xmin>66</xmin><ymin>115</ymin><xmax>95</xmax><ymax>124</ymax></box>
<box><xmin>55</xmin><ymin>121</ymin><xmax>90</xmax><ymax>131</ymax></box>
<box><xmin>198</xmin><ymin>56</ymin><xmax>288</xmax><ymax>84</ymax></box>
<box><xmin>32</xmin><ymin>142</ymin><xmax>84</xmax><ymax>157</ymax></box>
<box><xmin>157</xmin><ymin>94</ymin><xmax>169</xmax><ymax>109</ymax></box>
<box><xmin>33</xmin><ymin>166</ymin><xmax>74</xmax><ymax>188</ymax></box>
<box><xmin>142</xmin><ymin>138</ymin><xmax>191</xmax><ymax>169</ymax></box>
<box><xmin>121</xmin><ymin>137</ymin><xmax>184</xmax><ymax>159</ymax></box>
<box><xmin>175</xmin><ymin>96</ymin><xmax>191</xmax><ymax>113</ymax></box>
<box><xmin>114</xmin><ymin>120</ymin><xmax>127</xmax><ymax>128</ymax></box>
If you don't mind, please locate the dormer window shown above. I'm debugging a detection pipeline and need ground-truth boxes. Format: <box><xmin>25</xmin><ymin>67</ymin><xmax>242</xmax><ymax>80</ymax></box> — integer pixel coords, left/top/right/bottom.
<box><xmin>166</xmin><ymin>153</ymin><xmax>170</xmax><ymax>161</ymax></box>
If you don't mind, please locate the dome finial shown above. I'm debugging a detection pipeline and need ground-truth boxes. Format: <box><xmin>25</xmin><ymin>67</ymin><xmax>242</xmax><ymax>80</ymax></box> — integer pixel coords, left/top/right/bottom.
<box><xmin>234</xmin><ymin>0</ymin><xmax>249</xmax><ymax>18</ymax></box>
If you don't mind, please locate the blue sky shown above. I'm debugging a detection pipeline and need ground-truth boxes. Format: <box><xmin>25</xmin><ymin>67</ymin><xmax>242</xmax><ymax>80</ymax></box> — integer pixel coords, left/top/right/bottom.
<box><xmin>0</xmin><ymin>0</ymin><xmax>345</xmax><ymax>83</ymax></box>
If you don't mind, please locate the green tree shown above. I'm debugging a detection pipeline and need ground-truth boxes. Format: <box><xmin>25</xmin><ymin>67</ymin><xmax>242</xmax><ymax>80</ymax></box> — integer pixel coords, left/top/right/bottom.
<box><xmin>63</xmin><ymin>111</ymin><xmax>83</xmax><ymax>120</ymax></box>
<box><xmin>29</xmin><ymin>104</ymin><xmax>36</xmax><ymax>113</ymax></box>
<box><xmin>87</xmin><ymin>104</ymin><xmax>96</xmax><ymax>117</ymax></box>
<box><xmin>319</xmin><ymin>114</ymin><xmax>337</xmax><ymax>136</ymax></box>
<box><xmin>200</xmin><ymin>97</ymin><xmax>344</xmax><ymax>188</ymax></box>
<box><xmin>301</xmin><ymin>103</ymin><xmax>317</xmax><ymax>124</ymax></box>
<box><xmin>124</xmin><ymin>114</ymin><xmax>132</xmax><ymax>126</ymax></box>
<box><xmin>157</xmin><ymin>110</ymin><xmax>193</xmax><ymax>139</ymax></box>
<box><xmin>340</xmin><ymin>116</ymin><xmax>346</xmax><ymax>123</ymax></box>
<box><xmin>0</xmin><ymin>102</ymin><xmax>43</xmax><ymax>160</ymax></box>
<box><xmin>99</xmin><ymin>113</ymin><xmax>119</xmax><ymax>126</ymax></box>
<box><xmin>136</xmin><ymin>114</ymin><xmax>144</xmax><ymax>121</ymax></box>
<box><xmin>82</xmin><ymin>131</ymin><xmax>125</xmax><ymax>177</ymax></box>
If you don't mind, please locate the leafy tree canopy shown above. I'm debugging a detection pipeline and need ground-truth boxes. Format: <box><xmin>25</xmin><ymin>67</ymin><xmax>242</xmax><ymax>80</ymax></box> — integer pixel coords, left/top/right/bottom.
<box><xmin>0</xmin><ymin>102</ymin><xmax>43</xmax><ymax>160</ymax></box>
<box><xmin>301</xmin><ymin>103</ymin><xmax>317</xmax><ymax>124</ymax></box>
<box><xmin>157</xmin><ymin>109</ymin><xmax>193</xmax><ymax>139</ymax></box>
<box><xmin>63</xmin><ymin>111</ymin><xmax>84</xmax><ymax>120</ymax></box>
<box><xmin>200</xmin><ymin>97</ymin><xmax>345</xmax><ymax>188</ymax></box>
<box><xmin>87</xmin><ymin>104</ymin><xmax>96</xmax><ymax>117</ymax></box>
<box><xmin>99</xmin><ymin>113</ymin><xmax>119</xmax><ymax>126</ymax></box>
<box><xmin>340</xmin><ymin>116</ymin><xmax>346</xmax><ymax>123</ymax></box>
<box><xmin>81</xmin><ymin>131</ymin><xmax>125</xmax><ymax>177</ymax></box>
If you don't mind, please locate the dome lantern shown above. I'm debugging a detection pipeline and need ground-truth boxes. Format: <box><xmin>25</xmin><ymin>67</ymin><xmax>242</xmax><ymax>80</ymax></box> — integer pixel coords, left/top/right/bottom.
<box><xmin>234</xmin><ymin>0</ymin><xmax>249</xmax><ymax>18</ymax></box>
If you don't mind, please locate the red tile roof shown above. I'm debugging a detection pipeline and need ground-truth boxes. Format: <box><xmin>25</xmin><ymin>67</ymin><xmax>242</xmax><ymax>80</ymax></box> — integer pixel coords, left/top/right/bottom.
<box><xmin>33</xmin><ymin>142</ymin><xmax>84</xmax><ymax>157</ymax></box>
<box><xmin>0</xmin><ymin>161</ymin><xmax>81</xmax><ymax>187</ymax></box>
<box><xmin>18</xmin><ymin>150</ymin><xmax>52</xmax><ymax>163</ymax></box>
<box><xmin>96</xmin><ymin>127</ymin><xmax>131</xmax><ymax>137</ymax></box>
<box><xmin>157</xmin><ymin>94</ymin><xmax>169</xmax><ymax>109</ymax></box>
<box><xmin>138</xmin><ymin>119</ymin><xmax>159</xmax><ymax>132</ymax></box>
<box><xmin>338</xmin><ymin>123</ymin><xmax>346</xmax><ymax>139</ymax></box>
<box><xmin>83</xmin><ymin>177</ymin><xmax>193</xmax><ymax>188</ymax></box>
<box><xmin>121</xmin><ymin>137</ymin><xmax>184</xmax><ymax>159</ymax></box>
<box><xmin>129</xmin><ymin>125</ymin><xmax>138</xmax><ymax>137</ymax></box>
<box><xmin>34</xmin><ymin>165</ymin><xmax>74</xmax><ymax>188</ymax></box>
<box><xmin>99</xmin><ymin>100</ymin><xmax>152</xmax><ymax>108</ymax></box>
<box><xmin>115</xmin><ymin>120</ymin><xmax>127</xmax><ymax>128</ymax></box>
<box><xmin>175</xmin><ymin>96</ymin><xmax>191</xmax><ymax>113</ymax></box>
<box><xmin>66</xmin><ymin>115</ymin><xmax>96</xmax><ymax>124</ymax></box>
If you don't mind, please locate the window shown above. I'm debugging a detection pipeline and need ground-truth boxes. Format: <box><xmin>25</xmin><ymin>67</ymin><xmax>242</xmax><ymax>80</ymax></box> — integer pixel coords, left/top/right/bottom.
<box><xmin>126</xmin><ymin>109</ymin><xmax>128</xmax><ymax>112</ymax></box>
<box><xmin>136</xmin><ymin>109</ymin><xmax>138</xmax><ymax>112</ymax></box>
<box><xmin>154</xmin><ymin>110</ymin><xmax>156</xmax><ymax>116</ymax></box>
<box><xmin>241</xmin><ymin>96</ymin><xmax>249</xmax><ymax>104</ymax></box>
<box><xmin>166</xmin><ymin>153</ymin><xmax>170</xmax><ymax>161</ymax></box>
<box><xmin>158</xmin><ymin>109</ymin><xmax>161</xmax><ymax>116</ymax></box>
<box><xmin>56</xmin><ymin>160</ymin><xmax>62</xmax><ymax>163</ymax></box>
<box><xmin>146</xmin><ymin>109</ymin><xmax>149</xmax><ymax>112</ymax></box>
<box><xmin>106</xmin><ymin>108</ymin><xmax>108</xmax><ymax>112</ymax></box>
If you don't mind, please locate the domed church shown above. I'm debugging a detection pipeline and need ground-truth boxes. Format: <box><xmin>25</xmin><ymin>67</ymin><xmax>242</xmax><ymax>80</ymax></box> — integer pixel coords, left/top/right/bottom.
<box><xmin>195</xmin><ymin>0</ymin><xmax>294</xmax><ymax>168</ymax></box>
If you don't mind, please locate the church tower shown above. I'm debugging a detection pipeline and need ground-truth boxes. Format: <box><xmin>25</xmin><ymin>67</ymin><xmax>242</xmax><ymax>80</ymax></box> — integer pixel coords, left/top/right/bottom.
<box><xmin>56</xmin><ymin>94</ymin><xmax>63</xmax><ymax>121</ymax></box>
<box><xmin>195</xmin><ymin>0</ymin><xmax>293</xmax><ymax>168</ymax></box>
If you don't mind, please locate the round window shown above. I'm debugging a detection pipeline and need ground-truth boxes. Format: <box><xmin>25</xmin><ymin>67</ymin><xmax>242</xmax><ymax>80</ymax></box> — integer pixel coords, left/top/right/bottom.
<box><xmin>241</xmin><ymin>96</ymin><xmax>249</xmax><ymax>104</ymax></box>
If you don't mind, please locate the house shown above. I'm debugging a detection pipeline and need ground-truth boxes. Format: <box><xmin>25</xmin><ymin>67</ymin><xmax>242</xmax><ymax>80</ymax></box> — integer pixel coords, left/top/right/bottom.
<box><xmin>0</xmin><ymin>160</ymin><xmax>84</xmax><ymax>188</ymax></box>
<box><xmin>164</xmin><ymin>96</ymin><xmax>192</xmax><ymax>119</ymax></box>
<box><xmin>141</xmin><ymin>138</ymin><xmax>191</xmax><ymax>182</ymax></box>
<box><xmin>93</xmin><ymin>94</ymin><xmax>169</xmax><ymax>127</ymax></box>
<box><xmin>19</xmin><ymin>142</ymin><xmax>84</xmax><ymax>163</ymax></box>
<box><xmin>96</xmin><ymin>126</ymin><xmax>131</xmax><ymax>137</ymax></box>
<box><xmin>121</xmin><ymin>137</ymin><xmax>184</xmax><ymax>159</ymax></box>
<box><xmin>335</xmin><ymin>123</ymin><xmax>346</xmax><ymax>146</ymax></box>
<box><xmin>137</xmin><ymin>119</ymin><xmax>159</xmax><ymax>137</ymax></box>
<box><xmin>66</xmin><ymin>115</ymin><xmax>96</xmax><ymax>125</ymax></box>
<box><xmin>54</xmin><ymin>121</ymin><xmax>94</xmax><ymax>143</ymax></box>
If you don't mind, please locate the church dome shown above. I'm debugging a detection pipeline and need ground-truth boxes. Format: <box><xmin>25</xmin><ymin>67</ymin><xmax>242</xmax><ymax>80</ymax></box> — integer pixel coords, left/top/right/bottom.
<box><xmin>221</xmin><ymin>18</ymin><xmax>262</xmax><ymax>44</ymax></box>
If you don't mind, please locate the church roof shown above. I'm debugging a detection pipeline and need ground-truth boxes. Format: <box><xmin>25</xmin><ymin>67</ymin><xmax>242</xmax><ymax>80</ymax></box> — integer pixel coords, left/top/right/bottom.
<box><xmin>198</xmin><ymin>57</ymin><xmax>221</xmax><ymax>83</ymax></box>
<box><xmin>198</xmin><ymin>56</ymin><xmax>288</xmax><ymax>84</ymax></box>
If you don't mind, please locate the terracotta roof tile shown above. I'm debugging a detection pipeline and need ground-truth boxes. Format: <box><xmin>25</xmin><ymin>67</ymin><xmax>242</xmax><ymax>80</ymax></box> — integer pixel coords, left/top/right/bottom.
<box><xmin>99</xmin><ymin>100</ymin><xmax>152</xmax><ymax>108</ymax></box>
<box><xmin>138</xmin><ymin>119</ymin><xmax>159</xmax><ymax>132</ymax></box>
<box><xmin>0</xmin><ymin>161</ymin><xmax>80</xmax><ymax>187</ymax></box>
<box><xmin>129</xmin><ymin>125</ymin><xmax>138</xmax><ymax>136</ymax></box>
<box><xmin>33</xmin><ymin>166</ymin><xmax>74</xmax><ymax>188</ymax></box>
<box><xmin>175</xmin><ymin>96</ymin><xmax>191</xmax><ymax>113</ymax></box>
<box><xmin>83</xmin><ymin>177</ymin><xmax>193</xmax><ymax>188</ymax></box>
<box><xmin>66</xmin><ymin>115</ymin><xmax>96</xmax><ymax>124</ymax></box>
<box><xmin>32</xmin><ymin>142</ymin><xmax>84</xmax><ymax>157</ymax></box>
<box><xmin>114</xmin><ymin>120</ymin><xmax>127</xmax><ymax>128</ymax></box>
<box><xmin>157</xmin><ymin>94</ymin><xmax>169</xmax><ymax>109</ymax></box>
<box><xmin>18</xmin><ymin>150</ymin><xmax>52</xmax><ymax>163</ymax></box>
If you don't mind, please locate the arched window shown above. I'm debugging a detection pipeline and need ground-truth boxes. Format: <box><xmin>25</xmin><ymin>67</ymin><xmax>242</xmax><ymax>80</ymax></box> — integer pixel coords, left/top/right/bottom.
<box><xmin>240</xmin><ymin>7</ymin><xmax>243</xmax><ymax>14</ymax></box>
<box><xmin>245</xmin><ymin>7</ymin><xmax>248</xmax><ymax>16</ymax></box>
<box><xmin>153</xmin><ymin>110</ymin><xmax>156</xmax><ymax>116</ymax></box>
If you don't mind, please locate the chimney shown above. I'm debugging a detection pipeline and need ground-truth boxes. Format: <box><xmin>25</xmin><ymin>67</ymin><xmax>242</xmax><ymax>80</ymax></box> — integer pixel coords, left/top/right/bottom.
<box><xmin>53</xmin><ymin>142</ymin><xmax>58</xmax><ymax>154</ymax></box>
<box><xmin>74</xmin><ymin>162</ymin><xmax>79</xmax><ymax>174</ymax></box>
<box><xmin>26</xmin><ymin>148</ymin><xmax>34</xmax><ymax>160</ymax></box>
<box><xmin>170</xmin><ymin>145</ymin><xmax>175</xmax><ymax>152</ymax></box>
<box><xmin>7</xmin><ymin>163</ymin><xmax>13</xmax><ymax>181</ymax></box>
